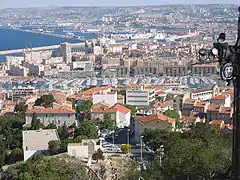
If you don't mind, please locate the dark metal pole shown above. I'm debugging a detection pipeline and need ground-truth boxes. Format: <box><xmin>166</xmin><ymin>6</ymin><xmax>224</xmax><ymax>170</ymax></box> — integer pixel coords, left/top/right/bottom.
<box><xmin>232</xmin><ymin>7</ymin><xmax>240</xmax><ymax>180</ymax></box>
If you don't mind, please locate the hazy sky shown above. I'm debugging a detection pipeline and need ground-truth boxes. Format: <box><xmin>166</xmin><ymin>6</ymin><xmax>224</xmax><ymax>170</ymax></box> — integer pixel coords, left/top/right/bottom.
<box><xmin>0</xmin><ymin>0</ymin><xmax>239</xmax><ymax>8</ymax></box>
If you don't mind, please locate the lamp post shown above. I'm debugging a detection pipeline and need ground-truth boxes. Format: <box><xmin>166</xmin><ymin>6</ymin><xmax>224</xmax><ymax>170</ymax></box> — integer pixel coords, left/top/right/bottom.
<box><xmin>198</xmin><ymin>7</ymin><xmax>240</xmax><ymax>179</ymax></box>
<box><xmin>140</xmin><ymin>135</ymin><xmax>143</xmax><ymax>162</ymax></box>
<box><xmin>157</xmin><ymin>145</ymin><xmax>164</xmax><ymax>167</ymax></box>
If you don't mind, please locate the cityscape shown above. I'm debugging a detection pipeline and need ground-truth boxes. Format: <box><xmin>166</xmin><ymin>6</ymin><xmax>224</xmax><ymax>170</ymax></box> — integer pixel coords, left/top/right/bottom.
<box><xmin>0</xmin><ymin>3</ymin><xmax>239</xmax><ymax>180</ymax></box>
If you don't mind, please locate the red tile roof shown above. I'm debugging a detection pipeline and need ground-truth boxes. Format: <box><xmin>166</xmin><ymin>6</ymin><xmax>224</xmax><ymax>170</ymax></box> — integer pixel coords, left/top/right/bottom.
<box><xmin>114</xmin><ymin>104</ymin><xmax>131</xmax><ymax>114</ymax></box>
<box><xmin>184</xmin><ymin>99</ymin><xmax>197</xmax><ymax>105</ymax></box>
<box><xmin>79</xmin><ymin>86</ymin><xmax>112</xmax><ymax>95</ymax></box>
<box><xmin>91</xmin><ymin>107</ymin><xmax>117</xmax><ymax>113</ymax></box>
<box><xmin>26</xmin><ymin>107</ymin><xmax>75</xmax><ymax>114</ymax></box>
<box><xmin>211</xmin><ymin>95</ymin><xmax>226</xmax><ymax>100</ymax></box>
<box><xmin>138</xmin><ymin>114</ymin><xmax>175</xmax><ymax>125</ymax></box>
<box><xmin>207</xmin><ymin>104</ymin><xmax>221</xmax><ymax>112</ymax></box>
<box><xmin>182</xmin><ymin>115</ymin><xmax>197</xmax><ymax>123</ymax></box>
<box><xmin>194</xmin><ymin>101</ymin><xmax>209</xmax><ymax>108</ymax></box>
<box><xmin>219</xmin><ymin>107</ymin><xmax>232</xmax><ymax>114</ymax></box>
<box><xmin>209</xmin><ymin>120</ymin><xmax>224</xmax><ymax>125</ymax></box>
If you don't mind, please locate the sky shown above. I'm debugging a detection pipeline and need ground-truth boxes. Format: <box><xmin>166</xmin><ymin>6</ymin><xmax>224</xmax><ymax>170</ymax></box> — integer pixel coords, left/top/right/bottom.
<box><xmin>0</xmin><ymin>0</ymin><xmax>239</xmax><ymax>8</ymax></box>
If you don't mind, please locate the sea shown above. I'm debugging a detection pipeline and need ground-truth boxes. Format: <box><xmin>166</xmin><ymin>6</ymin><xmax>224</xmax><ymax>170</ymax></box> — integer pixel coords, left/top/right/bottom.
<box><xmin>0</xmin><ymin>28</ymin><xmax>96</xmax><ymax>62</ymax></box>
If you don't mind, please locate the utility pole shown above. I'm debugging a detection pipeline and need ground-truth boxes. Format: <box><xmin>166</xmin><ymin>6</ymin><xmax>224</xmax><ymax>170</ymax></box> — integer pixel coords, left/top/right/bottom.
<box><xmin>198</xmin><ymin>7</ymin><xmax>240</xmax><ymax>179</ymax></box>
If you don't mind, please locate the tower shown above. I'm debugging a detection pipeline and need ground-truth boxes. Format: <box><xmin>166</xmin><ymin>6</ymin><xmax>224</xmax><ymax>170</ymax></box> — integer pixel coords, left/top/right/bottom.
<box><xmin>60</xmin><ymin>42</ymin><xmax>72</xmax><ymax>64</ymax></box>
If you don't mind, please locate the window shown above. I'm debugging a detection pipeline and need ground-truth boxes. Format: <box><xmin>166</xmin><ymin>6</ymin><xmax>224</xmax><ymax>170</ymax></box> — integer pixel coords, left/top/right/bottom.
<box><xmin>68</xmin><ymin>114</ymin><xmax>70</xmax><ymax>117</ymax></box>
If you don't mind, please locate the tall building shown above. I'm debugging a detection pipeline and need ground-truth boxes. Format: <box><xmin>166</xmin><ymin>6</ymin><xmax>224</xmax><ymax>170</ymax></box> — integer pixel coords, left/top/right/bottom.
<box><xmin>60</xmin><ymin>43</ymin><xmax>72</xmax><ymax>64</ymax></box>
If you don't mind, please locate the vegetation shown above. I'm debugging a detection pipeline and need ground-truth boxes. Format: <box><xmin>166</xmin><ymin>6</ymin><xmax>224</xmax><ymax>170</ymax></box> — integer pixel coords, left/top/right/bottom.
<box><xmin>48</xmin><ymin>140</ymin><xmax>60</xmax><ymax>155</ymax></box>
<box><xmin>99</xmin><ymin>114</ymin><xmax>115</xmax><ymax>130</ymax></box>
<box><xmin>14</xmin><ymin>102</ymin><xmax>27</xmax><ymax>118</ymax></box>
<box><xmin>30</xmin><ymin>113</ymin><xmax>44</xmax><ymax>130</ymax></box>
<box><xmin>34</xmin><ymin>94</ymin><xmax>55</xmax><ymax>108</ymax></box>
<box><xmin>76</xmin><ymin>100</ymin><xmax>93</xmax><ymax>120</ymax></box>
<box><xmin>75</xmin><ymin>120</ymin><xmax>98</xmax><ymax>139</ymax></box>
<box><xmin>120</xmin><ymin>144</ymin><xmax>132</xmax><ymax>154</ymax></box>
<box><xmin>5</xmin><ymin>155</ymin><xmax>97</xmax><ymax>180</ymax></box>
<box><xmin>92</xmin><ymin>149</ymin><xmax>105</xmax><ymax>163</ymax></box>
<box><xmin>121</xmin><ymin>104</ymin><xmax>137</xmax><ymax>116</ymax></box>
<box><xmin>123</xmin><ymin>123</ymin><xmax>232</xmax><ymax>180</ymax></box>
<box><xmin>117</xmin><ymin>90</ymin><xmax>126</xmax><ymax>96</ymax></box>
<box><xmin>163</xmin><ymin>109</ymin><xmax>182</xmax><ymax>129</ymax></box>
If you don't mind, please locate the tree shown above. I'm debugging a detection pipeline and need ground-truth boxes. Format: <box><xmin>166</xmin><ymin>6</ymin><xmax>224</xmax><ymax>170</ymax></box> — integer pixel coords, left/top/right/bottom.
<box><xmin>34</xmin><ymin>94</ymin><xmax>55</xmax><ymax>108</ymax></box>
<box><xmin>31</xmin><ymin>113</ymin><xmax>44</xmax><ymax>130</ymax></box>
<box><xmin>44</xmin><ymin>123</ymin><xmax>57</xmax><ymax>130</ymax></box>
<box><xmin>76</xmin><ymin>100</ymin><xmax>93</xmax><ymax>120</ymax></box>
<box><xmin>14</xmin><ymin>102</ymin><xmax>27</xmax><ymax>114</ymax></box>
<box><xmin>120</xmin><ymin>144</ymin><xmax>132</xmax><ymax>154</ymax></box>
<box><xmin>48</xmin><ymin>140</ymin><xmax>60</xmax><ymax>155</ymax></box>
<box><xmin>163</xmin><ymin>109</ymin><xmax>182</xmax><ymax>129</ymax></box>
<box><xmin>92</xmin><ymin>149</ymin><xmax>104</xmax><ymax>163</ymax></box>
<box><xmin>75</xmin><ymin>120</ymin><xmax>98</xmax><ymax>139</ymax></box>
<box><xmin>122</xmin><ymin>104</ymin><xmax>136</xmax><ymax>116</ymax></box>
<box><xmin>117</xmin><ymin>90</ymin><xmax>126</xmax><ymax>96</ymax></box>
<box><xmin>99</xmin><ymin>114</ymin><xmax>114</xmax><ymax>130</ymax></box>
<box><xmin>6</xmin><ymin>148</ymin><xmax>23</xmax><ymax>164</ymax></box>
<box><xmin>0</xmin><ymin>137</ymin><xmax>5</xmax><ymax>169</ymax></box>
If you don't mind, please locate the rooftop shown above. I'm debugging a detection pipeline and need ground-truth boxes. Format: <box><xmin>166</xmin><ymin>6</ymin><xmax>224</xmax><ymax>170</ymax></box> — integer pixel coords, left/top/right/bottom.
<box><xmin>26</xmin><ymin>107</ymin><xmax>75</xmax><ymax>114</ymax></box>
<box><xmin>211</xmin><ymin>94</ymin><xmax>226</xmax><ymax>100</ymax></box>
<box><xmin>138</xmin><ymin>113</ymin><xmax>175</xmax><ymax>125</ymax></box>
<box><xmin>23</xmin><ymin>129</ymin><xmax>59</xmax><ymax>151</ymax></box>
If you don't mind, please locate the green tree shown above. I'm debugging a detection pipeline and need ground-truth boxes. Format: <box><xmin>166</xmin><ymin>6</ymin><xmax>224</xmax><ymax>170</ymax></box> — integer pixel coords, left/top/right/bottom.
<box><xmin>120</xmin><ymin>144</ymin><xmax>132</xmax><ymax>154</ymax></box>
<box><xmin>122</xmin><ymin>104</ymin><xmax>136</xmax><ymax>116</ymax></box>
<box><xmin>117</xmin><ymin>90</ymin><xmax>126</xmax><ymax>96</ymax></box>
<box><xmin>76</xmin><ymin>100</ymin><xmax>93</xmax><ymax>120</ymax></box>
<box><xmin>14</xmin><ymin>102</ymin><xmax>27</xmax><ymax>114</ymax></box>
<box><xmin>99</xmin><ymin>114</ymin><xmax>114</xmax><ymax>130</ymax></box>
<box><xmin>48</xmin><ymin>140</ymin><xmax>60</xmax><ymax>155</ymax></box>
<box><xmin>44</xmin><ymin>123</ymin><xmax>57</xmax><ymax>130</ymax></box>
<box><xmin>6</xmin><ymin>148</ymin><xmax>23</xmax><ymax>164</ymax></box>
<box><xmin>163</xmin><ymin>109</ymin><xmax>182</xmax><ymax>129</ymax></box>
<box><xmin>92</xmin><ymin>149</ymin><xmax>104</xmax><ymax>163</ymax></box>
<box><xmin>34</xmin><ymin>94</ymin><xmax>55</xmax><ymax>108</ymax></box>
<box><xmin>0</xmin><ymin>137</ymin><xmax>5</xmax><ymax>169</ymax></box>
<box><xmin>75</xmin><ymin>120</ymin><xmax>98</xmax><ymax>139</ymax></box>
<box><xmin>31</xmin><ymin>113</ymin><xmax>44</xmax><ymax>130</ymax></box>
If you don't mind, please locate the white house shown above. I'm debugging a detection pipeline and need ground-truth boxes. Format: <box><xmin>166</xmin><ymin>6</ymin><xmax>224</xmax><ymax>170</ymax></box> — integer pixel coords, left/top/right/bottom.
<box><xmin>93</xmin><ymin>91</ymin><xmax>118</xmax><ymax>107</ymax></box>
<box><xmin>22</xmin><ymin>129</ymin><xmax>59</xmax><ymax>161</ymax></box>
<box><xmin>25</xmin><ymin>107</ymin><xmax>76</xmax><ymax>127</ymax></box>
<box><xmin>91</xmin><ymin>104</ymin><xmax>131</xmax><ymax>128</ymax></box>
<box><xmin>211</xmin><ymin>94</ymin><xmax>231</xmax><ymax>107</ymax></box>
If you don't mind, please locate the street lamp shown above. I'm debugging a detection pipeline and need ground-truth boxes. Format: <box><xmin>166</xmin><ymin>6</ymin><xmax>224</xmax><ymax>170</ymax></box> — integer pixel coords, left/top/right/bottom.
<box><xmin>140</xmin><ymin>135</ymin><xmax>144</xmax><ymax>162</ymax></box>
<box><xmin>198</xmin><ymin>7</ymin><xmax>240</xmax><ymax>179</ymax></box>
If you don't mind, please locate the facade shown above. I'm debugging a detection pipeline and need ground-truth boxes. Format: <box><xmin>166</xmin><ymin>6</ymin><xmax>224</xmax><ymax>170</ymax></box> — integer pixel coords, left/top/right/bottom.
<box><xmin>93</xmin><ymin>91</ymin><xmax>118</xmax><ymax>107</ymax></box>
<box><xmin>134</xmin><ymin>114</ymin><xmax>175</xmax><ymax>143</ymax></box>
<box><xmin>191</xmin><ymin>63</ymin><xmax>218</xmax><ymax>75</ymax></box>
<box><xmin>68</xmin><ymin>139</ymin><xmax>101</xmax><ymax>159</ymax></box>
<box><xmin>211</xmin><ymin>94</ymin><xmax>231</xmax><ymax>107</ymax></box>
<box><xmin>207</xmin><ymin>104</ymin><xmax>233</xmax><ymax>123</ymax></box>
<box><xmin>182</xmin><ymin>99</ymin><xmax>198</xmax><ymax>116</ymax></box>
<box><xmin>104</xmin><ymin>66</ymin><xmax>130</xmax><ymax>78</ymax></box>
<box><xmin>60</xmin><ymin>42</ymin><xmax>72</xmax><ymax>64</ymax></box>
<box><xmin>12</xmin><ymin>85</ymin><xmax>38</xmax><ymax>101</ymax></box>
<box><xmin>163</xmin><ymin>65</ymin><xmax>188</xmax><ymax>76</ymax></box>
<box><xmin>25</xmin><ymin>107</ymin><xmax>76</xmax><ymax>127</ymax></box>
<box><xmin>126</xmin><ymin>86</ymin><xmax>155</xmax><ymax>107</ymax></box>
<box><xmin>22</xmin><ymin>129</ymin><xmax>59</xmax><ymax>161</ymax></box>
<box><xmin>190</xmin><ymin>85</ymin><xmax>219</xmax><ymax>101</ymax></box>
<box><xmin>133</xmin><ymin>66</ymin><xmax>158</xmax><ymax>76</ymax></box>
<box><xmin>91</xmin><ymin>104</ymin><xmax>131</xmax><ymax>128</ymax></box>
<box><xmin>166</xmin><ymin>92</ymin><xmax>190</xmax><ymax>111</ymax></box>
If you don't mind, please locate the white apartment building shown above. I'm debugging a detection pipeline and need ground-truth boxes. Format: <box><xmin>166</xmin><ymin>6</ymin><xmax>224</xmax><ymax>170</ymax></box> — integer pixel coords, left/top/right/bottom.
<box><xmin>190</xmin><ymin>85</ymin><xmax>219</xmax><ymax>101</ymax></box>
<box><xmin>12</xmin><ymin>85</ymin><xmax>38</xmax><ymax>101</ymax></box>
<box><xmin>126</xmin><ymin>85</ymin><xmax>155</xmax><ymax>107</ymax></box>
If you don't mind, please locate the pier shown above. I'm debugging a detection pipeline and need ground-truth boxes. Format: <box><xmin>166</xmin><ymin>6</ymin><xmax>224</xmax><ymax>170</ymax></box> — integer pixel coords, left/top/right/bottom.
<box><xmin>0</xmin><ymin>42</ymin><xmax>85</xmax><ymax>55</ymax></box>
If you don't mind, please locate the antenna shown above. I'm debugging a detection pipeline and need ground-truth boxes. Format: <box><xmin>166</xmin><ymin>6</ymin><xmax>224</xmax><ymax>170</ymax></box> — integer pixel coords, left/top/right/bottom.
<box><xmin>235</xmin><ymin>6</ymin><xmax>240</xmax><ymax>47</ymax></box>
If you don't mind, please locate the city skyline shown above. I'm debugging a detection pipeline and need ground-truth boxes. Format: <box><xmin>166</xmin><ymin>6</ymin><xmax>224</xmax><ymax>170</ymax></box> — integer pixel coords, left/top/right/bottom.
<box><xmin>0</xmin><ymin>0</ymin><xmax>239</xmax><ymax>8</ymax></box>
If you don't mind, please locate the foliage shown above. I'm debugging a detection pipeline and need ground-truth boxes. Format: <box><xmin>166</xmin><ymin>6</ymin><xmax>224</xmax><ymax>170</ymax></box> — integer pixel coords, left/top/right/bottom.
<box><xmin>44</xmin><ymin>123</ymin><xmax>57</xmax><ymax>130</ymax></box>
<box><xmin>30</xmin><ymin>113</ymin><xmax>44</xmax><ymax>130</ymax></box>
<box><xmin>92</xmin><ymin>149</ymin><xmax>104</xmax><ymax>163</ymax></box>
<box><xmin>117</xmin><ymin>90</ymin><xmax>126</xmax><ymax>96</ymax></box>
<box><xmin>120</xmin><ymin>144</ymin><xmax>132</xmax><ymax>154</ymax></box>
<box><xmin>14</xmin><ymin>102</ymin><xmax>27</xmax><ymax>114</ymax></box>
<box><xmin>48</xmin><ymin>140</ymin><xmax>60</xmax><ymax>155</ymax></box>
<box><xmin>0</xmin><ymin>137</ymin><xmax>5</xmax><ymax>169</ymax></box>
<box><xmin>163</xmin><ymin>109</ymin><xmax>182</xmax><ymax>129</ymax></box>
<box><xmin>6</xmin><ymin>148</ymin><xmax>23</xmax><ymax>164</ymax></box>
<box><xmin>75</xmin><ymin>120</ymin><xmax>98</xmax><ymax>139</ymax></box>
<box><xmin>76</xmin><ymin>100</ymin><xmax>93</xmax><ymax>120</ymax></box>
<box><xmin>140</xmin><ymin>124</ymin><xmax>232</xmax><ymax>180</ymax></box>
<box><xmin>99</xmin><ymin>114</ymin><xmax>114</xmax><ymax>130</ymax></box>
<box><xmin>34</xmin><ymin>94</ymin><xmax>55</xmax><ymax>108</ymax></box>
<box><xmin>5</xmin><ymin>155</ymin><xmax>94</xmax><ymax>180</ymax></box>
<box><xmin>121</xmin><ymin>104</ymin><xmax>136</xmax><ymax>116</ymax></box>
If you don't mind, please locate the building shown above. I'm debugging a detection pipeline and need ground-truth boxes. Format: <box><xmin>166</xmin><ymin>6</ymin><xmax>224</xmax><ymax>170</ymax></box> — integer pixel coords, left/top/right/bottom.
<box><xmin>68</xmin><ymin>139</ymin><xmax>101</xmax><ymax>159</ymax></box>
<box><xmin>211</xmin><ymin>94</ymin><xmax>231</xmax><ymax>107</ymax></box>
<box><xmin>12</xmin><ymin>85</ymin><xmax>38</xmax><ymax>101</ymax></box>
<box><xmin>207</xmin><ymin>104</ymin><xmax>233</xmax><ymax>123</ymax></box>
<box><xmin>25</xmin><ymin>107</ymin><xmax>76</xmax><ymax>127</ymax></box>
<box><xmin>22</xmin><ymin>129</ymin><xmax>59</xmax><ymax>161</ymax></box>
<box><xmin>182</xmin><ymin>99</ymin><xmax>198</xmax><ymax>116</ymax></box>
<box><xmin>133</xmin><ymin>66</ymin><xmax>158</xmax><ymax>76</ymax></box>
<box><xmin>103</xmin><ymin>66</ymin><xmax>130</xmax><ymax>78</ymax></box>
<box><xmin>126</xmin><ymin>85</ymin><xmax>155</xmax><ymax>107</ymax></box>
<box><xmin>93</xmin><ymin>91</ymin><xmax>118</xmax><ymax>107</ymax></box>
<box><xmin>91</xmin><ymin>104</ymin><xmax>131</xmax><ymax>128</ymax></box>
<box><xmin>60</xmin><ymin>42</ymin><xmax>72</xmax><ymax>64</ymax></box>
<box><xmin>166</xmin><ymin>91</ymin><xmax>190</xmax><ymax>111</ymax></box>
<box><xmin>163</xmin><ymin>65</ymin><xmax>188</xmax><ymax>76</ymax></box>
<box><xmin>191</xmin><ymin>63</ymin><xmax>218</xmax><ymax>75</ymax></box>
<box><xmin>134</xmin><ymin>114</ymin><xmax>175</xmax><ymax>143</ymax></box>
<box><xmin>190</xmin><ymin>85</ymin><xmax>219</xmax><ymax>101</ymax></box>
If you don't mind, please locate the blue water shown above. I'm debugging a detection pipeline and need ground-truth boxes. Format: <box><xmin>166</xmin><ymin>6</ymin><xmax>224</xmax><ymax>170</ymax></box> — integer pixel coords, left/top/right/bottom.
<box><xmin>0</xmin><ymin>28</ymin><xmax>96</xmax><ymax>62</ymax></box>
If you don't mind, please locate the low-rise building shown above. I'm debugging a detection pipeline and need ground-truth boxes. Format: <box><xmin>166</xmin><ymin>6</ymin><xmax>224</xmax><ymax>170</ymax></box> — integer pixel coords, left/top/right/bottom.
<box><xmin>22</xmin><ymin>129</ymin><xmax>59</xmax><ymax>161</ymax></box>
<box><xmin>25</xmin><ymin>107</ymin><xmax>76</xmax><ymax>127</ymax></box>
<box><xmin>12</xmin><ymin>85</ymin><xmax>38</xmax><ymax>101</ymax></box>
<box><xmin>68</xmin><ymin>139</ymin><xmax>101</xmax><ymax>159</ymax></box>
<box><xmin>93</xmin><ymin>91</ymin><xmax>118</xmax><ymax>107</ymax></box>
<box><xmin>211</xmin><ymin>94</ymin><xmax>231</xmax><ymax>107</ymax></box>
<box><xmin>182</xmin><ymin>99</ymin><xmax>198</xmax><ymax>116</ymax></box>
<box><xmin>134</xmin><ymin>114</ymin><xmax>175</xmax><ymax>143</ymax></box>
